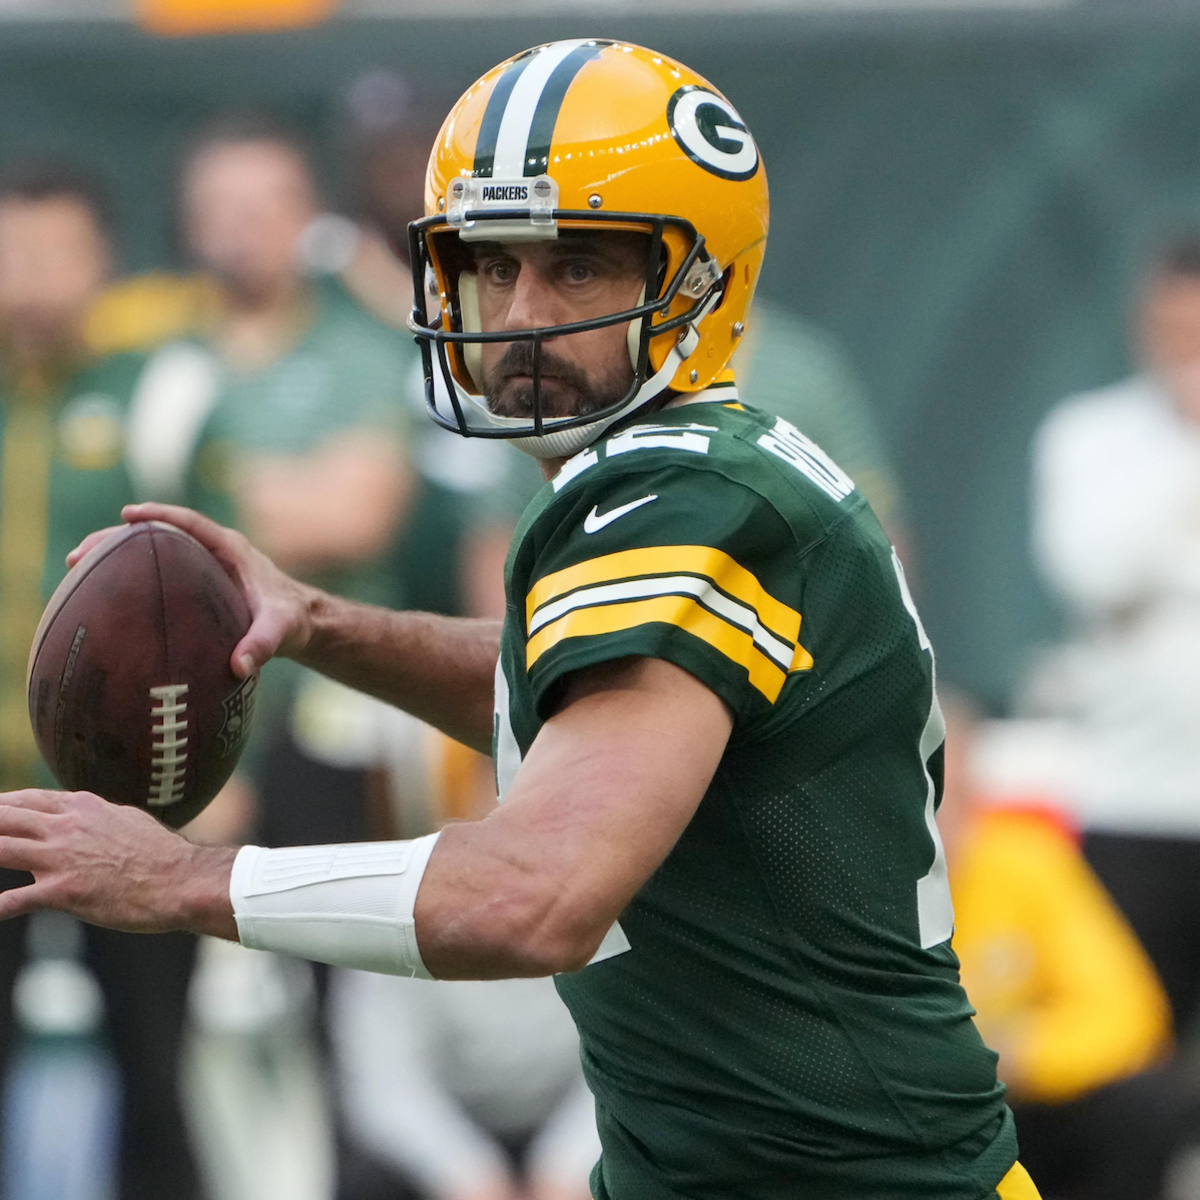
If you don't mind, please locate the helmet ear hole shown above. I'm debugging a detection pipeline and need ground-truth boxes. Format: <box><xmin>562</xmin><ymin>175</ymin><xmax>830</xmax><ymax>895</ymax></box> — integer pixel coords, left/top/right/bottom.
<box><xmin>655</xmin><ymin>246</ymin><xmax>670</xmax><ymax>298</ymax></box>
<box><xmin>710</xmin><ymin>267</ymin><xmax>733</xmax><ymax>314</ymax></box>
<box><xmin>457</xmin><ymin>272</ymin><xmax>484</xmax><ymax>391</ymax></box>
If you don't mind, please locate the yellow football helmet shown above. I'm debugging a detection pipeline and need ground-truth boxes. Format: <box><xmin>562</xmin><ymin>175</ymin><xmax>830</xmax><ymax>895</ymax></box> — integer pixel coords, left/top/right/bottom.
<box><xmin>408</xmin><ymin>39</ymin><xmax>769</xmax><ymax>459</ymax></box>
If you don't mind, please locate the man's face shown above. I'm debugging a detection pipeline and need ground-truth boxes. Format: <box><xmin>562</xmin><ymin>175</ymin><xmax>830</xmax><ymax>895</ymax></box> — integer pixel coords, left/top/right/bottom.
<box><xmin>0</xmin><ymin>196</ymin><xmax>109</xmax><ymax>359</ymax></box>
<box><xmin>183</xmin><ymin>140</ymin><xmax>316</xmax><ymax>303</ymax></box>
<box><xmin>1139</xmin><ymin>272</ymin><xmax>1200</xmax><ymax>424</ymax></box>
<box><xmin>471</xmin><ymin>232</ymin><xmax>648</xmax><ymax>420</ymax></box>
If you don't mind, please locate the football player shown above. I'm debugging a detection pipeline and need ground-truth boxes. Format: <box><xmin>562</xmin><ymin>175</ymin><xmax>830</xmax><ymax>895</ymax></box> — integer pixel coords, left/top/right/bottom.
<box><xmin>0</xmin><ymin>42</ymin><xmax>1038</xmax><ymax>1200</ymax></box>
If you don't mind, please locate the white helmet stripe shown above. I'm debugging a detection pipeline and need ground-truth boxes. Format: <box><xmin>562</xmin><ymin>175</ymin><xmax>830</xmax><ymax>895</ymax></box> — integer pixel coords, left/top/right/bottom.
<box><xmin>492</xmin><ymin>39</ymin><xmax>594</xmax><ymax>178</ymax></box>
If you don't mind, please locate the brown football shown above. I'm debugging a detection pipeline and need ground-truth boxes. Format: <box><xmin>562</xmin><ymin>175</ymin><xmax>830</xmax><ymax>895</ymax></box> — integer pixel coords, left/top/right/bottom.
<box><xmin>25</xmin><ymin>521</ymin><xmax>257</xmax><ymax>828</ymax></box>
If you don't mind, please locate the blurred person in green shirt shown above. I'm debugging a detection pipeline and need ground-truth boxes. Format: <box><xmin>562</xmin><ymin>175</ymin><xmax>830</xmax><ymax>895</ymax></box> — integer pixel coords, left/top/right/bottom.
<box><xmin>125</xmin><ymin>116</ymin><xmax>424</xmax><ymax>854</ymax></box>
<box><xmin>0</xmin><ymin>162</ymin><xmax>203</xmax><ymax>1200</ymax></box>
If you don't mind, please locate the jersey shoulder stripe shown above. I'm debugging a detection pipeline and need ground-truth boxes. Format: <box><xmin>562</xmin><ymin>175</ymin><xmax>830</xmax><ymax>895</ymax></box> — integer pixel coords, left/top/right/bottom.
<box><xmin>525</xmin><ymin>543</ymin><xmax>813</xmax><ymax>702</ymax></box>
<box><xmin>510</xmin><ymin>400</ymin><xmax>848</xmax><ymax>721</ymax></box>
<box><xmin>526</xmin><ymin>544</ymin><xmax>800</xmax><ymax>638</ymax></box>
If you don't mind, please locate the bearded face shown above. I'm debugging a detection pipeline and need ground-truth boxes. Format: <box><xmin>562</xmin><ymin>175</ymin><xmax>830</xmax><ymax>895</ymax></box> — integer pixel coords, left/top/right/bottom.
<box><xmin>471</xmin><ymin>231</ymin><xmax>650</xmax><ymax>422</ymax></box>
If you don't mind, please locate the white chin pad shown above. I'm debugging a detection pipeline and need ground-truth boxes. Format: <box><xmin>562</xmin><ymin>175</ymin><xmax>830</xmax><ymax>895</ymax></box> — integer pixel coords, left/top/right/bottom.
<box><xmin>627</xmin><ymin>285</ymin><xmax>646</xmax><ymax>372</ymax></box>
<box><xmin>458</xmin><ymin>272</ymin><xmax>483</xmax><ymax>391</ymax></box>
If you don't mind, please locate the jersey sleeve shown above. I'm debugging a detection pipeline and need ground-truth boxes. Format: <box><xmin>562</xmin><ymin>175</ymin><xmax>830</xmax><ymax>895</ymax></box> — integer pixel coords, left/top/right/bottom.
<box><xmin>519</xmin><ymin>459</ymin><xmax>814</xmax><ymax>724</ymax></box>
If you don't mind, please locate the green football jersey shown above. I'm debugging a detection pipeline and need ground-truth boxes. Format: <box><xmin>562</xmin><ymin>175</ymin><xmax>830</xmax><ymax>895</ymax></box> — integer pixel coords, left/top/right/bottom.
<box><xmin>496</xmin><ymin>393</ymin><xmax>1015</xmax><ymax>1199</ymax></box>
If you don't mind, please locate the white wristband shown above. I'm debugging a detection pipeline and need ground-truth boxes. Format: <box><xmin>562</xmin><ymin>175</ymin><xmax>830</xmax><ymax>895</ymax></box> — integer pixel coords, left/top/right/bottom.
<box><xmin>229</xmin><ymin>833</ymin><xmax>442</xmax><ymax>978</ymax></box>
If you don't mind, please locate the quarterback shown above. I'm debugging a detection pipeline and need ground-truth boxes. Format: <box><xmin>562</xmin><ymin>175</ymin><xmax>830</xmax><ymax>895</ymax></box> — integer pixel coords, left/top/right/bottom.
<box><xmin>0</xmin><ymin>42</ymin><xmax>1037</xmax><ymax>1200</ymax></box>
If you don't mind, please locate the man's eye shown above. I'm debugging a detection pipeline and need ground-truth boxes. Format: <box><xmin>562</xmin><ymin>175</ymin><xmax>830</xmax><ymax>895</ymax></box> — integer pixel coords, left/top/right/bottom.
<box><xmin>483</xmin><ymin>261</ymin><xmax>516</xmax><ymax>283</ymax></box>
<box><xmin>564</xmin><ymin>262</ymin><xmax>595</xmax><ymax>283</ymax></box>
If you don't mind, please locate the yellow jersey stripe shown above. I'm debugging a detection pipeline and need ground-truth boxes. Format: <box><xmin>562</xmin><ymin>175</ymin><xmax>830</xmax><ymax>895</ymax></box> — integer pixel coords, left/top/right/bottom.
<box><xmin>526</xmin><ymin>593</ymin><xmax>792</xmax><ymax>701</ymax></box>
<box><xmin>527</xmin><ymin>545</ymin><xmax>802</xmax><ymax>645</ymax></box>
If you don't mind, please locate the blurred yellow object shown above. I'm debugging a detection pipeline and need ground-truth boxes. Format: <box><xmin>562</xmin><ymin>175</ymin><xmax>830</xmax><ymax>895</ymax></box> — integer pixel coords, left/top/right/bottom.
<box><xmin>435</xmin><ymin>732</ymin><xmax>487</xmax><ymax>824</ymax></box>
<box><xmin>952</xmin><ymin>807</ymin><xmax>1171</xmax><ymax>1105</ymax></box>
<box><xmin>996</xmin><ymin>1161</ymin><xmax>1042</xmax><ymax>1200</ymax></box>
<box><xmin>84</xmin><ymin>271</ymin><xmax>223</xmax><ymax>355</ymax></box>
<box><xmin>136</xmin><ymin>0</ymin><xmax>339</xmax><ymax>36</ymax></box>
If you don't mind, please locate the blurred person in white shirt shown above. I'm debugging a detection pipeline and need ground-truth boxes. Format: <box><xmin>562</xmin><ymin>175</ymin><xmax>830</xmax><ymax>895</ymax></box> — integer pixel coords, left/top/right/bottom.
<box><xmin>1032</xmin><ymin>230</ymin><xmax>1200</xmax><ymax>1034</ymax></box>
<box><xmin>332</xmin><ymin>970</ymin><xmax>597</xmax><ymax>1200</ymax></box>
<box><xmin>328</xmin><ymin>705</ymin><xmax>597</xmax><ymax>1200</ymax></box>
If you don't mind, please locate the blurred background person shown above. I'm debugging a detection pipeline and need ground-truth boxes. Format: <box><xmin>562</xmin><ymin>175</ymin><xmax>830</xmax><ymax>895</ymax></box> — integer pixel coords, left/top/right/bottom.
<box><xmin>330</xmin><ymin>700</ymin><xmax>597</xmax><ymax>1200</ymax></box>
<box><xmin>333</xmin><ymin>69</ymin><xmax>427</xmax><ymax>333</ymax></box>
<box><xmin>0</xmin><ymin>161</ymin><xmax>203</xmax><ymax>1200</ymax></box>
<box><xmin>126</xmin><ymin>111</ymin><xmax>419</xmax><ymax>851</ymax></box>
<box><xmin>940</xmin><ymin>695</ymin><xmax>1200</xmax><ymax>1200</ymax></box>
<box><xmin>1031</xmin><ymin>231</ymin><xmax>1200</xmax><ymax>1039</ymax></box>
<box><xmin>333</xmin><ymin>971</ymin><xmax>599</xmax><ymax>1200</ymax></box>
<box><xmin>332</xmin><ymin>70</ymin><xmax>522</xmax><ymax>626</ymax></box>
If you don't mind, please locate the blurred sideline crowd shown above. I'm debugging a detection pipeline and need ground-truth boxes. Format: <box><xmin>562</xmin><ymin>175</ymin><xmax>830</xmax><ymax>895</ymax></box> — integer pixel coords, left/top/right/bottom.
<box><xmin>3</xmin><ymin>72</ymin><xmax>1200</xmax><ymax>1200</ymax></box>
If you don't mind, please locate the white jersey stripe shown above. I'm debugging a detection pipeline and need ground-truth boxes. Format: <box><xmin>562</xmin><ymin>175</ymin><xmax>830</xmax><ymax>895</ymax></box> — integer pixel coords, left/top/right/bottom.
<box><xmin>492</xmin><ymin>39</ymin><xmax>591</xmax><ymax>178</ymax></box>
<box><xmin>528</xmin><ymin>573</ymin><xmax>796</xmax><ymax>669</ymax></box>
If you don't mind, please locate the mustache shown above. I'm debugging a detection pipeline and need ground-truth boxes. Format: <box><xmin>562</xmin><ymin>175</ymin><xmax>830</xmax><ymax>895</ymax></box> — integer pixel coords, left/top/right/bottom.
<box><xmin>489</xmin><ymin>341</ymin><xmax>592</xmax><ymax>393</ymax></box>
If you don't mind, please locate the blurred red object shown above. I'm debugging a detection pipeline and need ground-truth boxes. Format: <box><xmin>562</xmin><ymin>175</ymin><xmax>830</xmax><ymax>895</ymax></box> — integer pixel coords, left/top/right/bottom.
<box><xmin>136</xmin><ymin>0</ymin><xmax>339</xmax><ymax>36</ymax></box>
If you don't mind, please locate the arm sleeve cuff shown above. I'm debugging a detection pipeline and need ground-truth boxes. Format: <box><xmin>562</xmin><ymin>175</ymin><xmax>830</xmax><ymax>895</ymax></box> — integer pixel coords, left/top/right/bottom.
<box><xmin>229</xmin><ymin>834</ymin><xmax>441</xmax><ymax>978</ymax></box>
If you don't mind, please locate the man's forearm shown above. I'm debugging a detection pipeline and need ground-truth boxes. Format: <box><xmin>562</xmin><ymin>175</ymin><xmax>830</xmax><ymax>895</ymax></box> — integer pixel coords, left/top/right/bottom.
<box><xmin>295</xmin><ymin>590</ymin><xmax>501</xmax><ymax>753</ymax></box>
<box><xmin>227</xmin><ymin>660</ymin><xmax>725</xmax><ymax>979</ymax></box>
<box><xmin>0</xmin><ymin>661</ymin><xmax>726</xmax><ymax>983</ymax></box>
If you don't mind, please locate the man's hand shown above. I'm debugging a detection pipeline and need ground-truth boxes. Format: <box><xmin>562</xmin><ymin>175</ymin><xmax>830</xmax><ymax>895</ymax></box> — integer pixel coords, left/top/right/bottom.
<box><xmin>0</xmin><ymin>789</ymin><xmax>238</xmax><ymax>938</ymax></box>
<box><xmin>68</xmin><ymin>502</ymin><xmax>316</xmax><ymax>680</ymax></box>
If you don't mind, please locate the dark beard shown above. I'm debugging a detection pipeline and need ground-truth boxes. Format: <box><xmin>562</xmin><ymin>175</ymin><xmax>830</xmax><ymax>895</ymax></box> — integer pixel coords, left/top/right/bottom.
<box><xmin>484</xmin><ymin>340</ymin><xmax>630</xmax><ymax>420</ymax></box>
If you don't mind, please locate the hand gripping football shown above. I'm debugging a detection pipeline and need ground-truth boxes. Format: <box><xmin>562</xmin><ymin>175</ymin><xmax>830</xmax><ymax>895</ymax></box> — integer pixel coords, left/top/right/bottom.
<box><xmin>26</xmin><ymin>522</ymin><xmax>257</xmax><ymax>828</ymax></box>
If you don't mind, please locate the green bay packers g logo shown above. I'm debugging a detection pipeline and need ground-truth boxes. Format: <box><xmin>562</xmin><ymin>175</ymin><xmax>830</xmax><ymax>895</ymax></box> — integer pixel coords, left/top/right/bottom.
<box><xmin>667</xmin><ymin>86</ymin><xmax>759</xmax><ymax>181</ymax></box>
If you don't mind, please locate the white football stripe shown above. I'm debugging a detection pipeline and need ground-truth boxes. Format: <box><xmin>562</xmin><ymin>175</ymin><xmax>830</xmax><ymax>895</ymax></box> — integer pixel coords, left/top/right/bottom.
<box><xmin>529</xmin><ymin>573</ymin><xmax>795</xmax><ymax>668</ymax></box>
<box><xmin>492</xmin><ymin>39</ymin><xmax>591</xmax><ymax>178</ymax></box>
<box><xmin>148</xmin><ymin>683</ymin><xmax>190</xmax><ymax>807</ymax></box>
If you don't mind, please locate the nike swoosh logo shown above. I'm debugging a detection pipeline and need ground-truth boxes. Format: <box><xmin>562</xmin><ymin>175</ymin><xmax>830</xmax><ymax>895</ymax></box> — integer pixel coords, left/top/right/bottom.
<box><xmin>583</xmin><ymin>494</ymin><xmax>658</xmax><ymax>533</ymax></box>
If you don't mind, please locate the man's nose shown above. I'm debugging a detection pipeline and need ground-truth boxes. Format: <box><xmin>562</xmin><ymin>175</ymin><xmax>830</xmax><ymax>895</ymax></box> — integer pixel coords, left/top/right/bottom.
<box><xmin>504</xmin><ymin>266</ymin><xmax>564</xmax><ymax>332</ymax></box>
